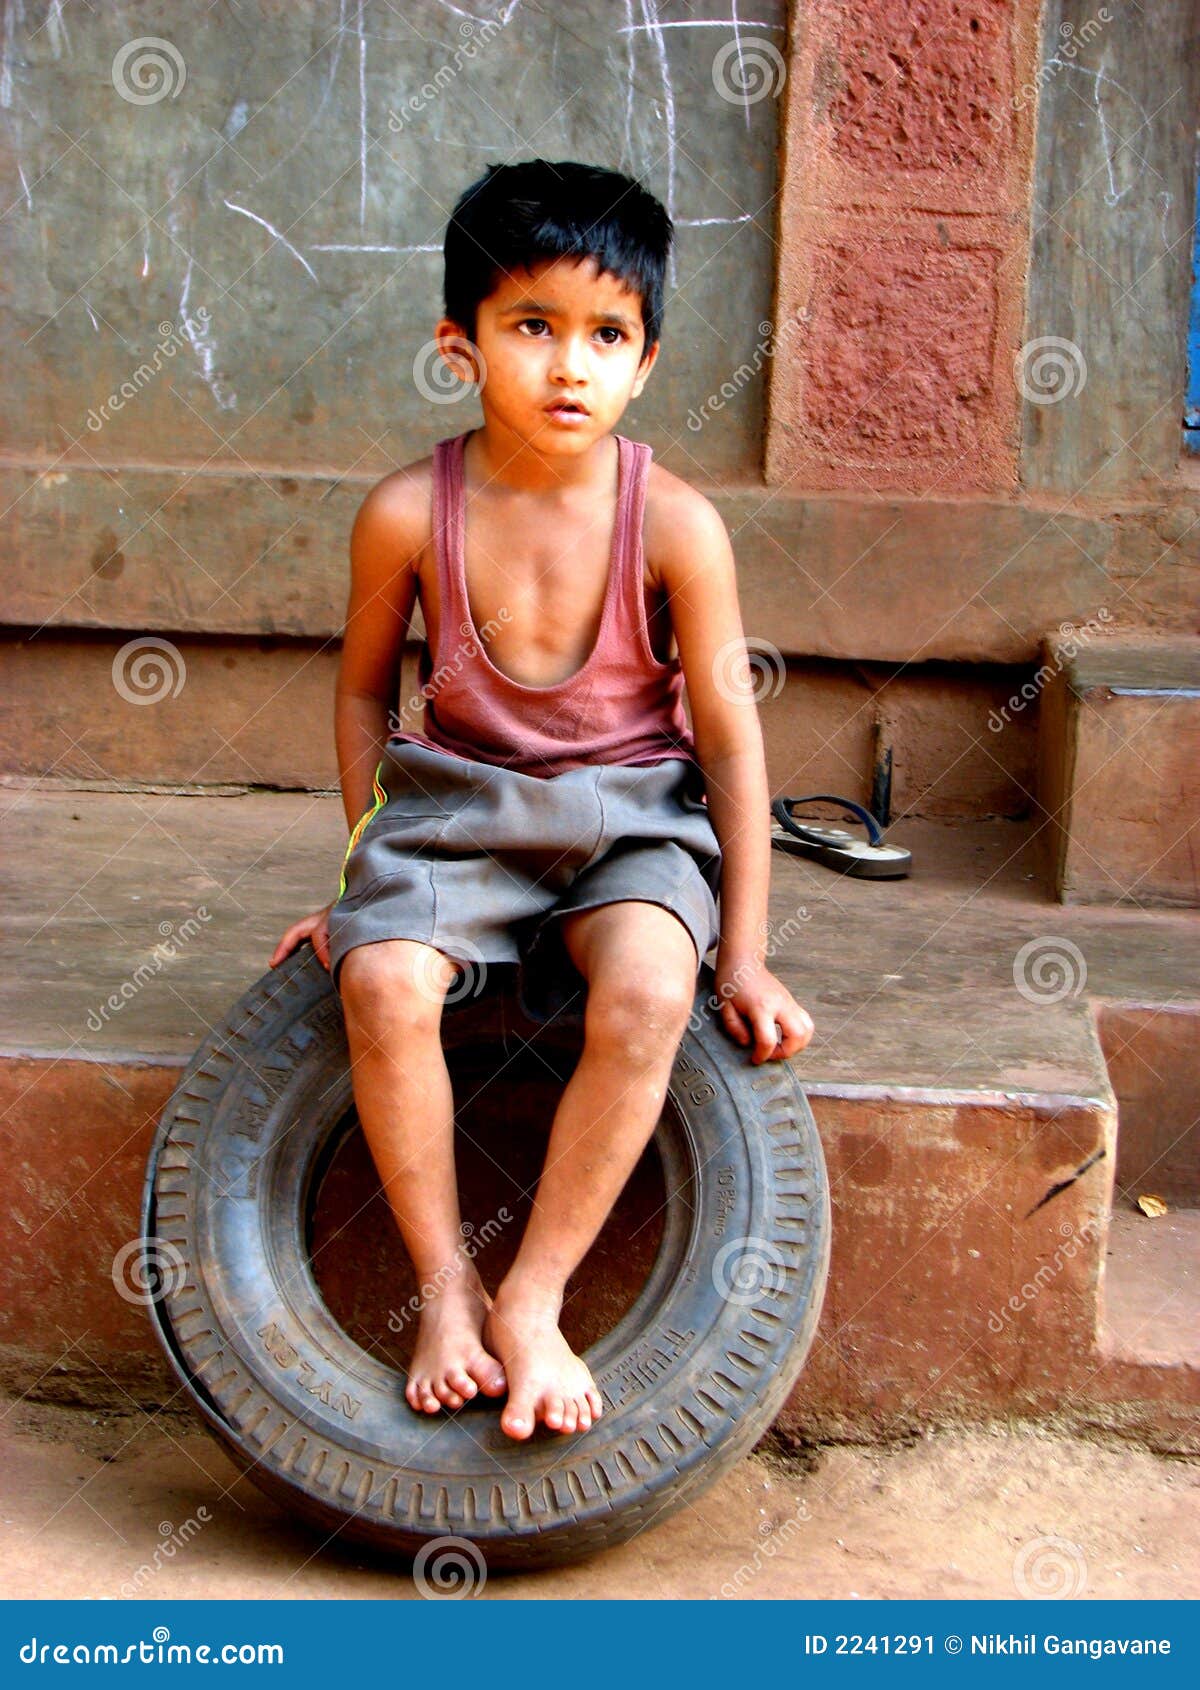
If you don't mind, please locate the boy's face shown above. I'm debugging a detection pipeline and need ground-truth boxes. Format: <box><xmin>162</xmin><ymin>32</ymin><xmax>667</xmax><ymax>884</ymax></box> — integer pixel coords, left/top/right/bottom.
<box><xmin>436</xmin><ymin>255</ymin><xmax>659</xmax><ymax>451</ymax></box>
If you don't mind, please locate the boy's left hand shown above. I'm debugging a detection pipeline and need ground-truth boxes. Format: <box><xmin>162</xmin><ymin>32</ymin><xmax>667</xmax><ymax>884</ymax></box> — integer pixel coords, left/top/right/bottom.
<box><xmin>713</xmin><ymin>957</ymin><xmax>814</xmax><ymax>1064</ymax></box>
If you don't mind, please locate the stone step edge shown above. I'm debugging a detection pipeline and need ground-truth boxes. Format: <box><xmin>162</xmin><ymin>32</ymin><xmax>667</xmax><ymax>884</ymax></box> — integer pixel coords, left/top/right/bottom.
<box><xmin>0</xmin><ymin>1041</ymin><xmax>1118</xmax><ymax>1118</ymax></box>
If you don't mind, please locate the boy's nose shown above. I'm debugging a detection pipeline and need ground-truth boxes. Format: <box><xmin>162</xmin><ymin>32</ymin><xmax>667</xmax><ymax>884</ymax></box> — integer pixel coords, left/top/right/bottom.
<box><xmin>549</xmin><ymin>336</ymin><xmax>589</xmax><ymax>383</ymax></box>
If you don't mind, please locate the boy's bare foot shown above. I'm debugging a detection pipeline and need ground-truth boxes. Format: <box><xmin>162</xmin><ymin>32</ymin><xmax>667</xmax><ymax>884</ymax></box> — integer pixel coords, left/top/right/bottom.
<box><xmin>404</xmin><ymin>1269</ymin><xmax>507</xmax><ymax>1414</ymax></box>
<box><xmin>483</xmin><ymin>1280</ymin><xmax>604</xmax><ymax>1440</ymax></box>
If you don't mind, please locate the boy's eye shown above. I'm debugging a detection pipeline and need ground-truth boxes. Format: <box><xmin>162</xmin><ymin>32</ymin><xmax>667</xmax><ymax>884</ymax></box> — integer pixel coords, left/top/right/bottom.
<box><xmin>515</xmin><ymin>319</ymin><xmax>625</xmax><ymax>345</ymax></box>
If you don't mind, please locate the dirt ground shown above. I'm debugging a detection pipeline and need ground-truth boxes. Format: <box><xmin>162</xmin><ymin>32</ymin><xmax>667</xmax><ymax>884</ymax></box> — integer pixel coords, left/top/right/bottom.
<box><xmin>0</xmin><ymin>1395</ymin><xmax>1195</xmax><ymax>1600</ymax></box>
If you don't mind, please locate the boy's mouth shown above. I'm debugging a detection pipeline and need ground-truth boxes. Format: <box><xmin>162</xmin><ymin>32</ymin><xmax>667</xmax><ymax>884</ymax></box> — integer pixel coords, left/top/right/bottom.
<box><xmin>544</xmin><ymin>399</ymin><xmax>590</xmax><ymax>416</ymax></box>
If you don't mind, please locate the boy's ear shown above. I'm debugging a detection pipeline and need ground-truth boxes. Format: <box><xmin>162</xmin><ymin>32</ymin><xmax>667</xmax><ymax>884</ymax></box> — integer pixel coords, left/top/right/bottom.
<box><xmin>433</xmin><ymin>317</ymin><xmax>482</xmax><ymax>385</ymax></box>
<box><xmin>630</xmin><ymin>337</ymin><xmax>660</xmax><ymax>398</ymax></box>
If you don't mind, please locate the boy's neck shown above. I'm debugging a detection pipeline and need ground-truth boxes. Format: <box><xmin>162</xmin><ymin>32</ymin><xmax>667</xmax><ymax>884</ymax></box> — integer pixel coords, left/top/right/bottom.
<box><xmin>465</xmin><ymin>418</ymin><xmax>620</xmax><ymax>497</ymax></box>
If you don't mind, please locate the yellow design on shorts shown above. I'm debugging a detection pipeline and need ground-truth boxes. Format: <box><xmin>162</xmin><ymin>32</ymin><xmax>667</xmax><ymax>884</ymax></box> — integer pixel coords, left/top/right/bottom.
<box><xmin>337</xmin><ymin>760</ymin><xmax>387</xmax><ymax>899</ymax></box>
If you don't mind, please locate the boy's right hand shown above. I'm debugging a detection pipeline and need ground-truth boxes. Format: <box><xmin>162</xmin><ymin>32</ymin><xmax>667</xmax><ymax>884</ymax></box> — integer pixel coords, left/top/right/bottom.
<box><xmin>270</xmin><ymin>901</ymin><xmax>335</xmax><ymax>973</ymax></box>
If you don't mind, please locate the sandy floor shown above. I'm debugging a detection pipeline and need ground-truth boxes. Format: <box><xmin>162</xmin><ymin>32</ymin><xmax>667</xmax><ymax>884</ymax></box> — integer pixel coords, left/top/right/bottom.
<box><xmin>0</xmin><ymin>1397</ymin><xmax>1195</xmax><ymax>1600</ymax></box>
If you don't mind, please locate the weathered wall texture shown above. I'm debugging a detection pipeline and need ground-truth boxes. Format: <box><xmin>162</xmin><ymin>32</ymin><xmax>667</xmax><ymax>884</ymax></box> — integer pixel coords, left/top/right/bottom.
<box><xmin>768</xmin><ymin>0</ymin><xmax>1042</xmax><ymax>494</ymax></box>
<box><xmin>1</xmin><ymin>1</ymin><xmax>1197</xmax><ymax>817</ymax></box>
<box><xmin>0</xmin><ymin>0</ymin><xmax>783</xmax><ymax>479</ymax></box>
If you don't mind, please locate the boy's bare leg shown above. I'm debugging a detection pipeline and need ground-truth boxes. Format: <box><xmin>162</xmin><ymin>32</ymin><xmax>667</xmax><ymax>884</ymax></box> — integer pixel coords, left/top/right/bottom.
<box><xmin>483</xmin><ymin>901</ymin><xmax>697</xmax><ymax>1440</ymax></box>
<box><xmin>339</xmin><ymin>938</ymin><xmax>507</xmax><ymax>1414</ymax></box>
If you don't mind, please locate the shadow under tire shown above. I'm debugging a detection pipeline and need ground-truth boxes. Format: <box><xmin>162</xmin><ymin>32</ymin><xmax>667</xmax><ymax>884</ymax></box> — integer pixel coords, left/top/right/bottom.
<box><xmin>142</xmin><ymin>947</ymin><xmax>830</xmax><ymax>1571</ymax></box>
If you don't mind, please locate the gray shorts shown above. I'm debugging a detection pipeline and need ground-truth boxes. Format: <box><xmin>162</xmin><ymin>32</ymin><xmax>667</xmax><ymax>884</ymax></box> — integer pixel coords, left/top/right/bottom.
<box><xmin>327</xmin><ymin>737</ymin><xmax>722</xmax><ymax>1025</ymax></box>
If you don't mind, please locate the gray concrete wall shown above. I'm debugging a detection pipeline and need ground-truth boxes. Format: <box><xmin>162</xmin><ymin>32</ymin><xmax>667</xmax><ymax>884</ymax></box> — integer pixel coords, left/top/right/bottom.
<box><xmin>0</xmin><ymin>1</ymin><xmax>782</xmax><ymax>481</ymax></box>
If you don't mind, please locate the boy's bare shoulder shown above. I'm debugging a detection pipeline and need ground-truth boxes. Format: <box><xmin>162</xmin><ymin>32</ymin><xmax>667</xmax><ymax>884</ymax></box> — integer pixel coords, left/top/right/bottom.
<box><xmin>643</xmin><ymin>457</ymin><xmax>731</xmax><ymax>589</ymax></box>
<box><xmin>350</xmin><ymin>454</ymin><xmax>435</xmax><ymax>575</ymax></box>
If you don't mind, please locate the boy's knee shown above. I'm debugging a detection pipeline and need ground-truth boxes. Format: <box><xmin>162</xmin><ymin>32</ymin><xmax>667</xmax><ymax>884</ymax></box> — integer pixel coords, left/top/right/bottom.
<box><xmin>585</xmin><ymin>971</ymin><xmax>694</xmax><ymax>1057</ymax></box>
<box><xmin>339</xmin><ymin>939</ymin><xmax>459</xmax><ymax>1030</ymax></box>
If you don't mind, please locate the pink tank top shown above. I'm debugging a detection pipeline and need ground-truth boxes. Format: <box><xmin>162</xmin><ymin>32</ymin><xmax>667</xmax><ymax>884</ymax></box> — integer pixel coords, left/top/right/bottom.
<box><xmin>390</xmin><ymin>428</ymin><xmax>698</xmax><ymax>777</ymax></box>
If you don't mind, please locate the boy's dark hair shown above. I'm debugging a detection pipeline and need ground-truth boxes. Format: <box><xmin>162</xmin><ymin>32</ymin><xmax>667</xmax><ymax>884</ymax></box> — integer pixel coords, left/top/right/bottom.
<box><xmin>443</xmin><ymin>158</ymin><xmax>673</xmax><ymax>355</ymax></box>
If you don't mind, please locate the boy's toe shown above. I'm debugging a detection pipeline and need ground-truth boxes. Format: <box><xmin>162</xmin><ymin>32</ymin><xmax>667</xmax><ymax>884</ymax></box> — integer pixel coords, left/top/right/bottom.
<box><xmin>544</xmin><ymin>1394</ymin><xmax>565</xmax><ymax>1430</ymax></box>
<box><xmin>559</xmin><ymin>1401</ymin><xmax>579</xmax><ymax>1434</ymax></box>
<box><xmin>447</xmin><ymin>1369</ymin><xmax>477</xmax><ymax>1399</ymax></box>
<box><xmin>468</xmin><ymin>1355</ymin><xmax>507</xmax><ymax>1396</ymax></box>
<box><xmin>501</xmin><ymin>1394</ymin><xmax>536</xmax><ymax>1440</ymax></box>
<box><xmin>586</xmin><ymin>1388</ymin><xmax>604</xmax><ymax>1419</ymax></box>
<box><xmin>434</xmin><ymin>1381</ymin><xmax>465</xmax><ymax>1409</ymax></box>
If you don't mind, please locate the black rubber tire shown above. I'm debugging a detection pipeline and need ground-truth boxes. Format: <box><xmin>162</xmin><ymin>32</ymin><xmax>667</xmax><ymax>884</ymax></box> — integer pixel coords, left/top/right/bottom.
<box><xmin>142</xmin><ymin>947</ymin><xmax>830</xmax><ymax>1571</ymax></box>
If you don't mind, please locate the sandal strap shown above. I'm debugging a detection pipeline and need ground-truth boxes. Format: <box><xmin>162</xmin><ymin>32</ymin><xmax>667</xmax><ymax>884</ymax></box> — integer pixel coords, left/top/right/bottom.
<box><xmin>771</xmin><ymin>793</ymin><xmax>885</xmax><ymax>848</ymax></box>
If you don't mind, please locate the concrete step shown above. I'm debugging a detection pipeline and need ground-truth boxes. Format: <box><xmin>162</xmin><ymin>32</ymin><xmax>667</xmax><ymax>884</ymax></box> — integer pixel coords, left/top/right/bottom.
<box><xmin>1</xmin><ymin>630</ymin><xmax>1035</xmax><ymax>821</ymax></box>
<box><xmin>0</xmin><ymin>461</ymin><xmax>1116</xmax><ymax>663</ymax></box>
<box><xmin>1036</xmin><ymin>634</ymin><xmax>1200</xmax><ymax>907</ymax></box>
<box><xmin>1</xmin><ymin>787</ymin><xmax>1197</xmax><ymax>1449</ymax></box>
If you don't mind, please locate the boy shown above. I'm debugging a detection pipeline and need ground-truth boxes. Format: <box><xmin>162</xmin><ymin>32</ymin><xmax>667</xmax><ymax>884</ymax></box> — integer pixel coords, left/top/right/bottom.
<box><xmin>270</xmin><ymin>159</ymin><xmax>813</xmax><ymax>1443</ymax></box>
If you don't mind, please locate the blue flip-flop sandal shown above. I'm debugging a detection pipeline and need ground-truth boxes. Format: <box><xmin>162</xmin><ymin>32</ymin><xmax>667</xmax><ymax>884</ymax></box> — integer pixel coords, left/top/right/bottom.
<box><xmin>770</xmin><ymin>793</ymin><xmax>912</xmax><ymax>879</ymax></box>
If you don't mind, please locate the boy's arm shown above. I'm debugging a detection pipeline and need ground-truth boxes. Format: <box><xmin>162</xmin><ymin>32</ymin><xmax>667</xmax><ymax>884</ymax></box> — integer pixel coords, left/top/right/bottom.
<box><xmin>652</xmin><ymin>483</ymin><xmax>771</xmax><ymax>971</ymax></box>
<box><xmin>335</xmin><ymin>472</ymin><xmax>424</xmax><ymax>831</ymax></box>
